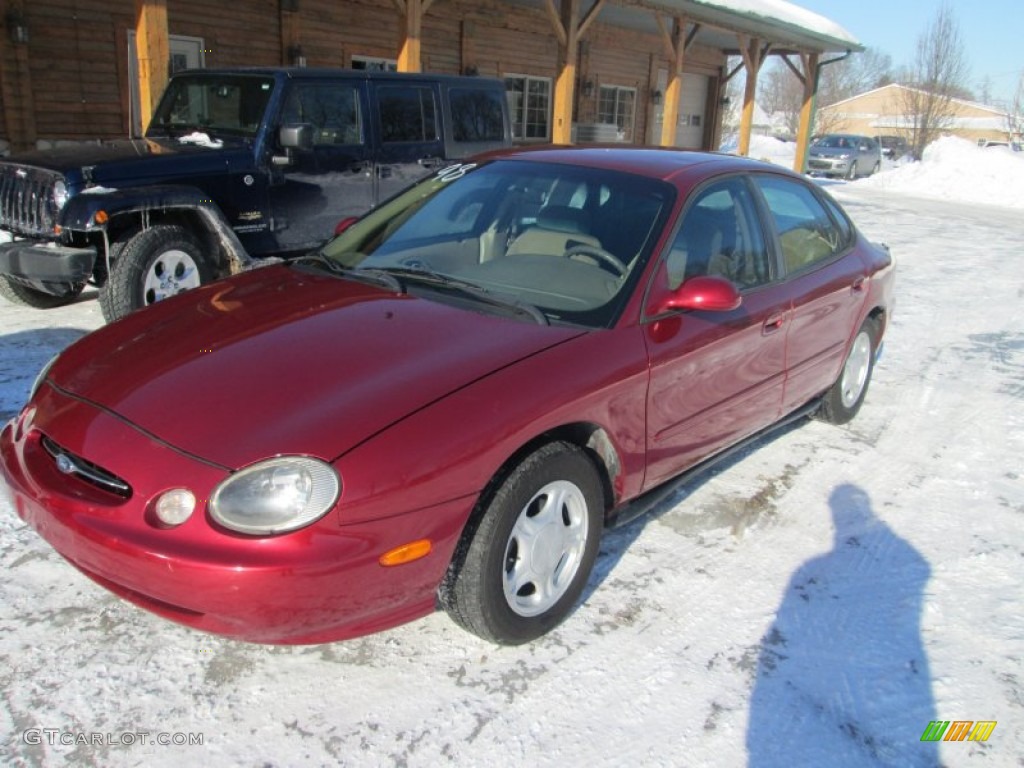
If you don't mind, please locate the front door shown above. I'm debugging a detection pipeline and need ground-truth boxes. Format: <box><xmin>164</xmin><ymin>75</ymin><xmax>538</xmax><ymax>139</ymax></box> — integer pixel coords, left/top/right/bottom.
<box><xmin>268</xmin><ymin>80</ymin><xmax>375</xmax><ymax>254</ymax></box>
<box><xmin>643</xmin><ymin>176</ymin><xmax>787</xmax><ymax>488</ymax></box>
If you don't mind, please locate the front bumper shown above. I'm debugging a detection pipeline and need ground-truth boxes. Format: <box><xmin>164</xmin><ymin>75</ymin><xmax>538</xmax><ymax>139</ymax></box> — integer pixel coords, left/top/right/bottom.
<box><xmin>806</xmin><ymin>157</ymin><xmax>851</xmax><ymax>175</ymax></box>
<box><xmin>1</xmin><ymin>385</ymin><xmax>470</xmax><ymax>644</ymax></box>
<box><xmin>0</xmin><ymin>239</ymin><xmax>96</xmax><ymax>283</ymax></box>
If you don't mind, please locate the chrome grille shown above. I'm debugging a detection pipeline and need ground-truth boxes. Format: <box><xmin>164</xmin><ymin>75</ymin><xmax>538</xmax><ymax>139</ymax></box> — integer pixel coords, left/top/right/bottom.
<box><xmin>0</xmin><ymin>165</ymin><xmax>63</xmax><ymax>237</ymax></box>
<box><xmin>41</xmin><ymin>435</ymin><xmax>132</xmax><ymax>498</ymax></box>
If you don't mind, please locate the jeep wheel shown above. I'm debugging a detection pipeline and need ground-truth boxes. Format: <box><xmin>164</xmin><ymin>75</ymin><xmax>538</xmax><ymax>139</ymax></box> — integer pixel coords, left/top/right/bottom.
<box><xmin>0</xmin><ymin>275</ymin><xmax>86</xmax><ymax>309</ymax></box>
<box><xmin>99</xmin><ymin>225</ymin><xmax>213</xmax><ymax>322</ymax></box>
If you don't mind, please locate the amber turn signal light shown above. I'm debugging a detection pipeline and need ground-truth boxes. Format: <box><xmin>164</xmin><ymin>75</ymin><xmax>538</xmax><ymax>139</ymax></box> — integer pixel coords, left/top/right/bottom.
<box><xmin>379</xmin><ymin>539</ymin><xmax>432</xmax><ymax>567</ymax></box>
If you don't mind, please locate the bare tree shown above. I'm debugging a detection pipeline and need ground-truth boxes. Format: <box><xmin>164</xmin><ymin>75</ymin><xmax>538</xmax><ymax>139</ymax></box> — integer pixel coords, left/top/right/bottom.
<box><xmin>1007</xmin><ymin>71</ymin><xmax>1024</xmax><ymax>143</ymax></box>
<box><xmin>899</xmin><ymin>2</ymin><xmax>971</xmax><ymax>159</ymax></box>
<box><xmin>757</xmin><ymin>47</ymin><xmax>894</xmax><ymax>139</ymax></box>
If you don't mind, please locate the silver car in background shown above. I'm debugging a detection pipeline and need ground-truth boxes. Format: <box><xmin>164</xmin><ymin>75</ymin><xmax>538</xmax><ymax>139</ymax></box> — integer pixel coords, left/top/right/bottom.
<box><xmin>806</xmin><ymin>134</ymin><xmax>882</xmax><ymax>180</ymax></box>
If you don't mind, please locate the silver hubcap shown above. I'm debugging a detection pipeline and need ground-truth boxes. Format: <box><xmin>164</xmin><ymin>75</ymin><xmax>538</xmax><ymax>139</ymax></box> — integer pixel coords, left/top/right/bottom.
<box><xmin>143</xmin><ymin>249</ymin><xmax>201</xmax><ymax>305</ymax></box>
<box><xmin>840</xmin><ymin>330</ymin><xmax>872</xmax><ymax>408</ymax></box>
<box><xmin>503</xmin><ymin>480</ymin><xmax>589</xmax><ymax>617</ymax></box>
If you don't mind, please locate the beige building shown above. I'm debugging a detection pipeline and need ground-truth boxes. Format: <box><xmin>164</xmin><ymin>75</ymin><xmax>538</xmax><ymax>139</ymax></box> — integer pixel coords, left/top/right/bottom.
<box><xmin>819</xmin><ymin>83</ymin><xmax>1018</xmax><ymax>145</ymax></box>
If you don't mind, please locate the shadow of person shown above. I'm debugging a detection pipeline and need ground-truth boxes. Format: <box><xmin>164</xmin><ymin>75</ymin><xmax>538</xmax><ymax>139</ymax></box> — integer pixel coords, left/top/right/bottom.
<box><xmin>746</xmin><ymin>484</ymin><xmax>938</xmax><ymax>767</ymax></box>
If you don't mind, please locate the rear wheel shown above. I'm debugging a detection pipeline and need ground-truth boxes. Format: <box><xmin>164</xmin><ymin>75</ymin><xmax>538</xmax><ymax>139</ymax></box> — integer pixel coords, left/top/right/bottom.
<box><xmin>817</xmin><ymin>318</ymin><xmax>879</xmax><ymax>424</ymax></box>
<box><xmin>0</xmin><ymin>275</ymin><xmax>85</xmax><ymax>309</ymax></box>
<box><xmin>442</xmin><ymin>441</ymin><xmax>604</xmax><ymax>644</ymax></box>
<box><xmin>99</xmin><ymin>225</ymin><xmax>213</xmax><ymax>322</ymax></box>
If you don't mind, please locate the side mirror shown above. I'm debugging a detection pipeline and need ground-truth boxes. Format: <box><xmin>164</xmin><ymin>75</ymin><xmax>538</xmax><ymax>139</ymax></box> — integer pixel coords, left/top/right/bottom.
<box><xmin>652</xmin><ymin>275</ymin><xmax>742</xmax><ymax>314</ymax></box>
<box><xmin>279</xmin><ymin>123</ymin><xmax>314</xmax><ymax>151</ymax></box>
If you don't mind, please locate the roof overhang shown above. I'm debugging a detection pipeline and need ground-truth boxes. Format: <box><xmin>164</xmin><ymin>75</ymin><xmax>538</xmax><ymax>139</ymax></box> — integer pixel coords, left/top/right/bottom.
<box><xmin>512</xmin><ymin>0</ymin><xmax>862</xmax><ymax>55</ymax></box>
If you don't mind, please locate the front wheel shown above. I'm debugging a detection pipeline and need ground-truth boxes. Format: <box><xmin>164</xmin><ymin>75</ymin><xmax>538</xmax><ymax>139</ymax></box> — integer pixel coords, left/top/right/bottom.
<box><xmin>99</xmin><ymin>225</ymin><xmax>213</xmax><ymax>322</ymax></box>
<box><xmin>845</xmin><ymin>161</ymin><xmax>858</xmax><ymax>180</ymax></box>
<box><xmin>817</xmin><ymin>318</ymin><xmax>879</xmax><ymax>424</ymax></box>
<box><xmin>441</xmin><ymin>441</ymin><xmax>604</xmax><ymax>644</ymax></box>
<box><xmin>0</xmin><ymin>275</ymin><xmax>85</xmax><ymax>309</ymax></box>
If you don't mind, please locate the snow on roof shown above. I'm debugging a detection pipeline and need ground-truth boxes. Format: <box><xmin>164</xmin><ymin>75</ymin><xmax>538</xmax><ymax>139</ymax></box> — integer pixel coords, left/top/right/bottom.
<box><xmin>689</xmin><ymin>0</ymin><xmax>860</xmax><ymax>48</ymax></box>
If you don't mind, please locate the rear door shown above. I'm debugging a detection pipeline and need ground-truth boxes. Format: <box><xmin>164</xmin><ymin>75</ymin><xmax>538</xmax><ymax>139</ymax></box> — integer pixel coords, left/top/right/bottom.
<box><xmin>268</xmin><ymin>78</ymin><xmax>374</xmax><ymax>253</ymax></box>
<box><xmin>642</xmin><ymin>176</ymin><xmax>788</xmax><ymax>488</ymax></box>
<box><xmin>371</xmin><ymin>81</ymin><xmax>446</xmax><ymax>202</ymax></box>
<box><xmin>750</xmin><ymin>175</ymin><xmax>867</xmax><ymax>412</ymax></box>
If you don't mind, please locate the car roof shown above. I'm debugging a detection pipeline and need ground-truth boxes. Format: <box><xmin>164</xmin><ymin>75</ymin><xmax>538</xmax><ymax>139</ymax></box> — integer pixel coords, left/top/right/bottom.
<box><xmin>471</xmin><ymin>145</ymin><xmax>797</xmax><ymax>185</ymax></box>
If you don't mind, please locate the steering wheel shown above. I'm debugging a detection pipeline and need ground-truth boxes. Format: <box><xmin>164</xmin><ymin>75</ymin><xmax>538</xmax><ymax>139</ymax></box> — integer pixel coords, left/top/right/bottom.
<box><xmin>562</xmin><ymin>244</ymin><xmax>628</xmax><ymax>276</ymax></box>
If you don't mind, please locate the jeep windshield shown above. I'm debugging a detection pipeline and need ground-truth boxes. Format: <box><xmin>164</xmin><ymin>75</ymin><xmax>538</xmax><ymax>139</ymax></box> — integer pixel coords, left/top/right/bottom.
<box><xmin>147</xmin><ymin>74</ymin><xmax>275</xmax><ymax>141</ymax></box>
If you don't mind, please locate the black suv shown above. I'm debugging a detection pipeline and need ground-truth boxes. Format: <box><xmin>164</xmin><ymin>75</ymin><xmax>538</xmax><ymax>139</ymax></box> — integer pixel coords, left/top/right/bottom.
<box><xmin>0</xmin><ymin>68</ymin><xmax>510</xmax><ymax>321</ymax></box>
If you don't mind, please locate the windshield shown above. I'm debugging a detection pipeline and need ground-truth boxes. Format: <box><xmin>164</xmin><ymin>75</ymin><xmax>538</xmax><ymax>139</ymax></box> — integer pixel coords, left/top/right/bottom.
<box><xmin>814</xmin><ymin>135</ymin><xmax>857</xmax><ymax>149</ymax></box>
<box><xmin>147</xmin><ymin>74</ymin><xmax>274</xmax><ymax>141</ymax></box>
<box><xmin>319</xmin><ymin>159</ymin><xmax>674</xmax><ymax>328</ymax></box>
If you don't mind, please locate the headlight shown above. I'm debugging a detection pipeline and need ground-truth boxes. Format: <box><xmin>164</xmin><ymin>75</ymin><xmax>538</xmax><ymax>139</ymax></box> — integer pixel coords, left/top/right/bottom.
<box><xmin>52</xmin><ymin>181</ymin><xmax>69</xmax><ymax>210</ymax></box>
<box><xmin>209</xmin><ymin>457</ymin><xmax>340</xmax><ymax>535</ymax></box>
<box><xmin>29</xmin><ymin>354</ymin><xmax>59</xmax><ymax>400</ymax></box>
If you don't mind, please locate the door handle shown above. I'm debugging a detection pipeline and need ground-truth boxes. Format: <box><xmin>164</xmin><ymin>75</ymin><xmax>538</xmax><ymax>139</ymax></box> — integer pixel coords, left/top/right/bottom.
<box><xmin>762</xmin><ymin>312</ymin><xmax>785</xmax><ymax>334</ymax></box>
<box><xmin>851</xmin><ymin>276</ymin><xmax>866</xmax><ymax>293</ymax></box>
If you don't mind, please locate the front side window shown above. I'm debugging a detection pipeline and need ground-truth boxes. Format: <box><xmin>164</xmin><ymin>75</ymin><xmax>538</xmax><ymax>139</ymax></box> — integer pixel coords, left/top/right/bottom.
<box><xmin>597</xmin><ymin>86</ymin><xmax>637</xmax><ymax>142</ymax></box>
<box><xmin>505</xmin><ymin>75</ymin><xmax>551</xmax><ymax>141</ymax></box>
<box><xmin>753</xmin><ymin>176</ymin><xmax>848</xmax><ymax>273</ymax></box>
<box><xmin>378</xmin><ymin>86</ymin><xmax>437</xmax><ymax>143</ymax></box>
<box><xmin>281</xmin><ymin>83</ymin><xmax>362</xmax><ymax>145</ymax></box>
<box><xmin>148</xmin><ymin>74</ymin><xmax>274</xmax><ymax>139</ymax></box>
<box><xmin>320</xmin><ymin>160</ymin><xmax>673</xmax><ymax>328</ymax></box>
<box><xmin>664</xmin><ymin>178</ymin><xmax>771</xmax><ymax>291</ymax></box>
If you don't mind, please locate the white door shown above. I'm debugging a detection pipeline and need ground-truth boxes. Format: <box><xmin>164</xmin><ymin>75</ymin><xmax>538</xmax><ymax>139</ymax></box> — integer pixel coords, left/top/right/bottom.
<box><xmin>648</xmin><ymin>70</ymin><xmax>709</xmax><ymax>149</ymax></box>
<box><xmin>127</xmin><ymin>33</ymin><xmax>205</xmax><ymax>136</ymax></box>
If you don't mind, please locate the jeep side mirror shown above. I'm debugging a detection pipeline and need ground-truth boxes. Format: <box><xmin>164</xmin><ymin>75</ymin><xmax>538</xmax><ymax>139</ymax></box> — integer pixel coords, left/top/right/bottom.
<box><xmin>279</xmin><ymin>124</ymin><xmax>314</xmax><ymax>151</ymax></box>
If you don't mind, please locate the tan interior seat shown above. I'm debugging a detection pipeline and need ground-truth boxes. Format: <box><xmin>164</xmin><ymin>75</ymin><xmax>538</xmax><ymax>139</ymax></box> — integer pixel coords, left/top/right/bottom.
<box><xmin>506</xmin><ymin>205</ymin><xmax>602</xmax><ymax>257</ymax></box>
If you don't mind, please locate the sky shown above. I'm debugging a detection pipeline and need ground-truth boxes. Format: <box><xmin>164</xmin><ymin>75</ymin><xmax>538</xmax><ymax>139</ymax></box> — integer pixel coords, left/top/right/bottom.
<box><xmin>793</xmin><ymin>0</ymin><xmax>1022</xmax><ymax>106</ymax></box>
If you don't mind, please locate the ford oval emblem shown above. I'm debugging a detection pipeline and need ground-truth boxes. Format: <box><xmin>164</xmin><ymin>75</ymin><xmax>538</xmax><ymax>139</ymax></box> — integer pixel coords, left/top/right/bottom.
<box><xmin>55</xmin><ymin>453</ymin><xmax>77</xmax><ymax>475</ymax></box>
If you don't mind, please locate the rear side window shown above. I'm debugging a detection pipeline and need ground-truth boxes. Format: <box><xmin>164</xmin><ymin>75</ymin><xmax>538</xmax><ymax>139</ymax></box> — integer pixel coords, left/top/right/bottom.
<box><xmin>378</xmin><ymin>86</ymin><xmax>437</xmax><ymax>143</ymax></box>
<box><xmin>753</xmin><ymin>176</ymin><xmax>848</xmax><ymax>273</ymax></box>
<box><xmin>449</xmin><ymin>88</ymin><xmax>506</xmax><ymax>143</ymax></box>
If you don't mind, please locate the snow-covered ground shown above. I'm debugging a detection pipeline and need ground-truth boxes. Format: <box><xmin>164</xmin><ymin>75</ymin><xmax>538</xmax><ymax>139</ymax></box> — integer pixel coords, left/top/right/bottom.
<box><xmin>1</xmin><ymin>151</ymin><xmax>1022</xmax><ymax>767</ymax></box>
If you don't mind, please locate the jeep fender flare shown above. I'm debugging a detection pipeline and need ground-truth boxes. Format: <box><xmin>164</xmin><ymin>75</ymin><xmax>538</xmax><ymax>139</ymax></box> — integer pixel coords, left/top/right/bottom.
<box><xmin>61</xmin><ymin>185</ymin><xmax>255</xmax><ymax>276</ymax></box>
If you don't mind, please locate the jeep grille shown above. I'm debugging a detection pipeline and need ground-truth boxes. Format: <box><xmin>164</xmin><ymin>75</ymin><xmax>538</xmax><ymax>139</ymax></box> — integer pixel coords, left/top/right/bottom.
<box><xmin>0</xmin><ymin>165</ymin><xmax>64</xmax><ymax>237</ymax></box>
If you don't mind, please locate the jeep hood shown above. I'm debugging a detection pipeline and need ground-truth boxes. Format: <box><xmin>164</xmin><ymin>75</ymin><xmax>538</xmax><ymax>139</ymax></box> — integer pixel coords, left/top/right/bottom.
<box><xmin>46</xmin><ymin>265</ymin><xmax>584</xmax><ymax>468</ymax></box>
<box><xmin>4</xmin><ymin>138</ymin><xmax>251</xmax><ymax>187</ymax></box>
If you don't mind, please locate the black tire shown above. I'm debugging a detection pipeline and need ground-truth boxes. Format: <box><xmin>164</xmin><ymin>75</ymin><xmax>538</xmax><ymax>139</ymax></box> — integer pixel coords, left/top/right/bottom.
<box><xmin>441</xmin><ymin>441</ymin><xmax>604</xmax><ymax>645</ymax></box>
<box><xmin>845</xmin><ymin>161</ymin><xmax>858</xmax><ymax>181</ymax></box>
<box><xmin>0</xmin><ymin>275</ymin><xmax>85</xmax><ymax>309</ymax></box>
<box><xmin>99</xmin><ymin>225</ymin><xmax>213</xmax><ymax>322</ymax></box>
<box><xmin>871</xmin><ymin>161</ymin><xmax>881</xmax><ymax>176</ymax></box>
<box><xmin>817</xmin><ymin>318</ymin><xmax>879</xmax><ymax>425</ymax></box>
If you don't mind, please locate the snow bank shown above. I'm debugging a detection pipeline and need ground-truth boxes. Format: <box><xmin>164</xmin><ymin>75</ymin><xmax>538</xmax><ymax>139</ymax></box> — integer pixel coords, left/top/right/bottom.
<box><xmin>854</xmin><ymin>135</ymin><xmax>1024</xmax><ymax>210</ymax></box>
<box><xmin>720</xmin><ymin>133</ymin><xmax>1024</xmax><ymax>210</ymax></box>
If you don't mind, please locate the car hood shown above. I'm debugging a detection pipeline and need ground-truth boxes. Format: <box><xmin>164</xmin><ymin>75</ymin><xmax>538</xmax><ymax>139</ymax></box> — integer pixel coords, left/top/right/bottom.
<box><xmin>47</xmin><ymin>265</ymin><xmax>585</xmax><ymax>468</ymax></box>
<box><xmin>809</xmin><ymin>146</ymin><xmax>852</xmax><ymax>158</ymax></box>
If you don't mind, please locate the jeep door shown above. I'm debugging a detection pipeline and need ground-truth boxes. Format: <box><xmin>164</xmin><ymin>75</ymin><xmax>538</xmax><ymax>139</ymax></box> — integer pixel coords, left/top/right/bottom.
<box><xmin>371</xmin><ymin>82</ymin><xmax>447</xmax><ymax>202</ymax></box>
<box><xmin>269</xmin><ymin>79</ymin><xmax>374</xmax><ymax>253</ymax></box>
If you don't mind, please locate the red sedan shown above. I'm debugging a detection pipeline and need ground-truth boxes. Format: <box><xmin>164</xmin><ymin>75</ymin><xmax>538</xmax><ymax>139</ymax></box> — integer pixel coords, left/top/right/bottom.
<box><xmin>1</xmin><ymin>147</ymin><xmax>894</xmax><ymax>645</ymax></box>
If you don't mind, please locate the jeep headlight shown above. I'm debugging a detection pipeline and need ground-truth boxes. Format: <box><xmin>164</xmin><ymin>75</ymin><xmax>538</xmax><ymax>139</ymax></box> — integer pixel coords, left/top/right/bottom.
<box><xmin>52</xmin><ymin>180</ymin><xmax>69</xmax><ymax>211</ymax></box>
<box><xmin>210</xmin><ymin>457</ymin><xmax>340</xmax><ymax>535</ymax></box>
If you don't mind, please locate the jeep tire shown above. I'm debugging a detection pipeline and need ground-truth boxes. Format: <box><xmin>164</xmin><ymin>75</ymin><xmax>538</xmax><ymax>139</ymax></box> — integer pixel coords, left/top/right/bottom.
<box><xmin>99</xmin><ymin>225</ymin><xmax>213</xmax><ymax>322</ymax></box>
<box><xmin>0</xmin><ymin>275</ymin><xmax>86</xmax><ymax>309</ymax></box>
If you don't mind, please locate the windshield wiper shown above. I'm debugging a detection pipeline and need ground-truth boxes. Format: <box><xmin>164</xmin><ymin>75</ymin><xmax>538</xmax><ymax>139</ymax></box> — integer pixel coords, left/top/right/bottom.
<box><xmin>293</xmin><ymin>252</ymin><xmax>405</xmax><ymax>293</ymax></box>
<box><xmin>378</xmin><ymin>266</ymin><xmax>549</xmax><ymax>326</ymax></box>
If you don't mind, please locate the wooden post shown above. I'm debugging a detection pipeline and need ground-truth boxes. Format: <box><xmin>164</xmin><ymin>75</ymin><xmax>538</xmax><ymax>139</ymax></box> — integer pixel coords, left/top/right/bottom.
<box><xmin>544</xmin><ymin>0</ymin><xmax>605</xmax><ymax>144</ymax></box>
<box><xmin>395</xmin><ymin>0</ymin><xmax>436</xmax><ymax>73</ymax></box>
<box><xmin>793</xmin><ymin>52</ymin><xmax>820</xmax><ymax>174</ymax></box>
<box><xmin>654</xmin><ymin>15</ymin><xmax>699</xmax><ymax>147</ymax></box>
<box><xmin>134</xmin><ymin>0</ymin><xmax>169</xmax><ymax>133</ymax></box>
<box><xmin>737</xmin><ymin>36</ymin><xmax>770</xmax><ymax>156</ymax></box>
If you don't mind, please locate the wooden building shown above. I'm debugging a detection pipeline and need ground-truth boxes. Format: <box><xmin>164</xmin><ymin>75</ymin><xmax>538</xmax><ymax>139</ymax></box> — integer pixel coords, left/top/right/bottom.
<box><xmin>0</xmin><ymin>0</ymin><xmax>860</xmax><ymax>172</ymax></box>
